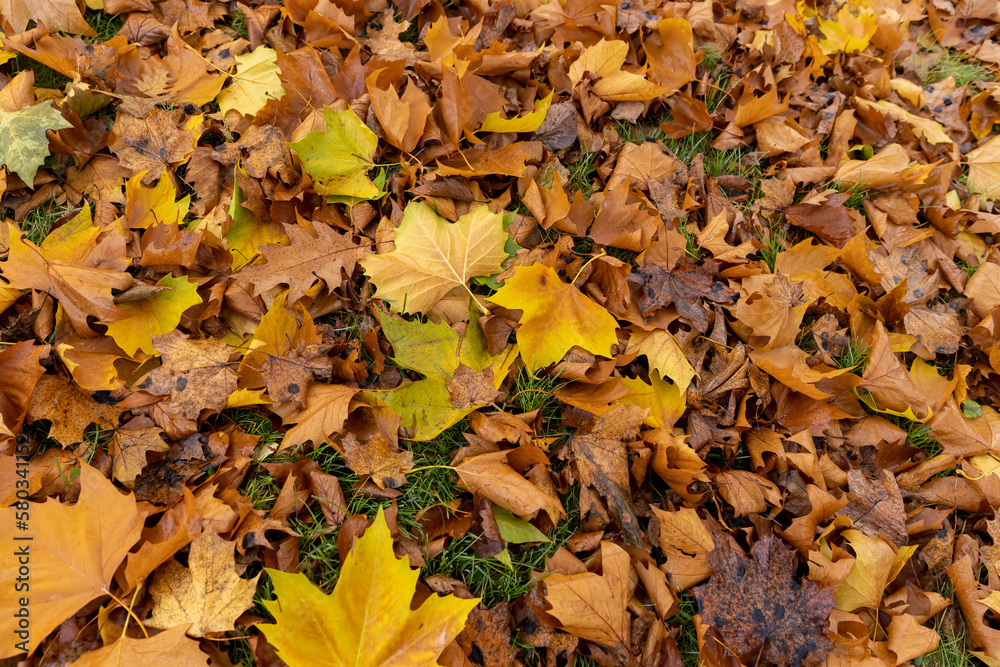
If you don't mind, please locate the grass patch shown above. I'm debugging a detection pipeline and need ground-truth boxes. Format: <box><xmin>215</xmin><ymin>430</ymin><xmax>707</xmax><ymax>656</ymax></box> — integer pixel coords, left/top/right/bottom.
<box><xmin>84</xmin><ymin>9</ymin><xmax>121</xmax><ymax>42</ymax></box>
<box><xmin>832</xmin><ymin>180</ymin><xmax>873</xmax><ymax>211</ymax></box>
<box><xmin>674</xmin><ymin>592</ymin><xmax>700</xmax><ymax>667</ymax></box>
<box><xmin>20</xmin><ymin>200</ymin><xmax>69</xmax><ymax>245</ymax></box>
<box><xmin>890</xmin><ymin>417</ymin><xmax>942</xmax><ymax>457</ymax></box>
<box><xmin>923</xmin><ymin>47</ymin><xmax>994</xmax><ymax>86</ymax></box>
<box><xmin>424</xmin><ymin>485</ymin><xmax>581</xmax><ymax>607</ymax></box>
<box><xmin>226</xmin><ymin>9</ymin><xmax>250</xmax><ymax>40</ymax></box>
<box><xmin>567</xmin><ymin>148</ymin><xmax>600</xmax><ymax>198</ymax></box>
<box><xmin>834</xmin><ymin>339</ymin><xmax>870</xmax><ymax>373</ymax></box>
<box><xmin>757</xmin><ymin>220</ymin><xmax>786</xmax><ymax>273</ymax></box>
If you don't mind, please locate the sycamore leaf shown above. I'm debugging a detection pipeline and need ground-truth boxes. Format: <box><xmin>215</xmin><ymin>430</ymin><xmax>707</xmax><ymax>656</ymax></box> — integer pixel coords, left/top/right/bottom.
<box><xmin>70</xmin><ymin>625</ymin><xmax>207</xmax><ymax>667</ymax></box>
<box><xmin>966</xmin><ymin>134</ymin><xmax>1000</xmax><ymax>200</ymax></box>
<box><xmin>488</xmin><ymin>263</ymin><xmax>619</xmax><ymax>372</ymax></box>
<box><xmin>543</xmin><ymin>541</ymin><xmax>631</xmax><ymax>646</ymax></box>
<box><xmin>835</xmin><ymin>529</ymin><xmax>916</xmax><ymax>612</ymax></box>
<box><xmin>0</xmin><ymin>464</ymin><xmax>144</xmax><ymax>658</ymax></box>
<box><xmin>624</xmin><ymin>330</ymin><xmax>696</xmax><ymax>392</ymax></box>
<box><xmin>818</xmin><ymin>0</ymin><xmax>877</xmax><ymax>54</ymax></box>
<box><xmin>480</xmin><ymin>92</ymin><xmax>554</xmax><ymax>133</ymax></box>
<box><xmin>361</xmin><ymin>202</ymin><xmax>508</xmax><ymax>316</ymax></box>
<box><xmin>375</xmin><ymin>311</ymin><xmax>513</xmax><ymax>440</ymax></box>
<box><xmin>108</xmin><ymin>427</ymin><xmax>170</xmax><ymax>488</ymax></box>
<box><xmin>235</xmin><ymin>221</ymin><xmax>364</xmax><ymax>303</ymax></box>
<box><xmin>340</xmin><ymin>432</ymin><xmax>413</xmax><ymax>489</ymax></box>
<box><xmin>123</xmin><ymin>172</ymin><xmax>190</xmax><ymax>230</ymax></box>
<box><xmin>456</xmin><ymin>450</ymin><xmax>566</xmax><ymax>520</ymax></box>
<box><xmin>493</xmin><ymin>506</ymin><xmax>552</xmax><ymax>544</ymax></box>
<box><xmin>147</xmin><ymin>531</ymin><xmax>260</xmax><ymax>636</ymax></box>
<box><xmin>217</xmin><ymin>46</ymin><xmax>285</xmax><ymax>117</ymax></box>
<box><xmin>290</xmin><ymin>107</ymin><xmax>380</xmax><ymax>199</ymax></box>
<box><xmin>258</xmin><ymin>507</ymin><xmax>479</xmax><ymax>667</ymax></box>
<box><xmin>280</xmin><ymin>383</ymin><xmax>358</xmax><ymax>451</ymax></box>
<box><xmin>103</xmin><ymin>275</ymin><xmax>202</xmax><ymax>357</ymax></box>
<box><xmin>0</xmin><ymin>101</ymin><xmax>73</xmax><ymax>185</ymax></box>
<box><xmin>568</xmin><ymin>39</ymin><xmax>669</xmax><ymax>101</ymax></box>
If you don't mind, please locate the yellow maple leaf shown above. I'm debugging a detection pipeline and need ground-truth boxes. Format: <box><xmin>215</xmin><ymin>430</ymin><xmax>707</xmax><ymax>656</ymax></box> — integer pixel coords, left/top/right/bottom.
<box><xmin>966</xmin><ymin>134</ymin><xmax>1000</xmax><ymax>200</ymax></box>
<box><xmin>258</xmin><ymin>507</ymin><xmax>479</xmax><ymax>667</ymax></box>
<box><xmin>489</xmin><ymin>262</ymin><xmax>619</xmax><ymax>372</ymax></box>
<box><xmin>361</xmin><ymin>201</ymin><xmax>508</xmax><ymax>316</ymax></box>
<box><xmin>568</xmin><ymin>39</ymin><xmax>670</xmax><ymax>101</ymax></box>
<box><xmin>147</xmin><ymin>531</ymin><xmax>259</xmax><ymax>636</ymax></box>
<box><xmin>217</xmin><ymin>46</ymin><xmax>285</xmax><ymax>118</ymax></box>
<box><xmin>123</xmin><ymin>171</ymin><xmax>190</xmax><ymax>230</ymax></box>
<box><xmin>818</xmin><ymin>0</ymin><xmax>878</xmax><ymax>55</ymax></box>
<box><xmin>835</xmin><ymin>529</ymin><xmax>916</xmax><ymax>612</ymax></box>
<box><xmin>290</xmin><ymin>107</ymin><xmax>380</xmax><ymax>199</ymax></box>
<box><xmin>102</xmin><ymin>274</ymin><xmax>202</xmax><ymax>357</ymax></box>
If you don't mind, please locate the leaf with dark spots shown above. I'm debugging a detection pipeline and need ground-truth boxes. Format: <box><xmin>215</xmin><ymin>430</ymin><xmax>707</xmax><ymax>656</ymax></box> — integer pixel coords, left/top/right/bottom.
<box><xmin>633</xmin><ymin>257</ymin><xmax>737</xmax><ymax>332</ymax></box>
<box><xmin>693</xmin><ymin>534</ymin><xmax>835</xmax><ymax>666</ymax></box>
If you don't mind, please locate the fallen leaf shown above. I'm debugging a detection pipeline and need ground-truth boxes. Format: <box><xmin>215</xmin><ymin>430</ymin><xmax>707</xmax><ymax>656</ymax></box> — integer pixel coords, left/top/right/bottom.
<box><xmin>488</xmin><ymin>262</ymin><xmax>619</xmax><ymax>371</ymax></box>
<box><xmin>340</xmin><ymin>432</ymin><xmax>412</xmax><ymax>489</ymax></box>
<box><xmin>694</xmin><ymin>534</ymin><xmax>835</xmax><ymax>665</ymax></box>
<box><xmin>290</xmin><ymin>106</ymin><xmax>380</xmax><ymax>199</ymax></box>
<box><xmin>258</xmin><ymin>507</ymin><xmax>478</xmax><ymax>666</ymax></box>
<box><xmin>0</xmin><ymin>464</ymin><xmax>144</xmax><ymax>658</ymax></box>
<box><xmin>362</xmin><ymin>202</ymin><xmax>508</xmax><ymax>315</ymax></box>
<box><xmin>543</xmin><ymin>541</ymin><xmax>631</xmax><ymax>646</ymax></box>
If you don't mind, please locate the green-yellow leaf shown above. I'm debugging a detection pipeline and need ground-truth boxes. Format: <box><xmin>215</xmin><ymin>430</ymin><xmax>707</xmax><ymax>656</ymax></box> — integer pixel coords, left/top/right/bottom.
<box><xmin>362</xmin><ymin>202</ymin><xmax>508</xmax><ymax>316</ymax></box>
<box><xmin>375</xmin><ymin>310</ymin><xmax>513</xmax><ymax>440</ymax></box>
<box><xmin>0</xmin><ymin>102</ymin><xmax>73</xmax><ymax>185</ymax></box>
<box><xmin>493</xmin><ymin>506</ymin><xmax>551</xmax><ymax>544</ymax></box>
<box><xmin>102</xmin><ymin>275</ymin><xmax>202</xmax><ymax>357</ymax></box>
<box><xmin>258</xmin><ymin>507</ymin><xmax>478</xmax><ymax>667</ymax></box>
<box><xmin>480</xmin><ymin>91</ymin><xmax>553</xmax><ymax>133</ymax></box>
<box><xmin>290</xmin><ymin>107</ymin><xmax>379</xmax><ymax>199</ymax></box>
<box><xmin>217</xmin><ymin>47</ymin><xmax>285</xmax><ymax>117</ymax></box>
<box><xmin>488</xmin><ymin>262</ymin><xmax>619</xmax><ymax>372</ymax></box>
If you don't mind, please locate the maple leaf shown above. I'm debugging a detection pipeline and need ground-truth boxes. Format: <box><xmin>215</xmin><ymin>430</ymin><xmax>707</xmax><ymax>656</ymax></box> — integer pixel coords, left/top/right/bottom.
<box><xmin>568</xmin><ymin>39</ymin><xmax>669</xmax><ymax>101</ymax></box>
<box><xmin>340</xmin><ymin>432</ymin><xmax>413</xmax><ymax>489</ymax></box>
<box><xmin>235</xmin><ymin>222</ymin><xmax>364</xmax><ymax>303</ymax></box>
<box><xmin>290</xmin><ymin>106</ymin><xmax>380</xmax><ymax>199</ymax></box>
<box><xmin>102</xmin><ymin>275</ymin><xmax>203</xmax><ymax>357</ymax></box>
<box><xmin>456</xmin><ymin>450</ymin><xmax>566</xmax><ymax>520</ymax></box>
<box><xmin>0</xmin><ymin>101</ymin><xmax>73</xmax><ymax>184</ymax></box>
<box><xmin>26</xmin><ymin>373</ymin><xmax>125</xmax><ymax>445</ymax></box>
<box><xmin>70</xmin><ymin>625</ymin><xmax>208</xmax><ymax>667</ymax></box>
<box><xmin>543</xmin><ymin>541</ymin><xmax>631</xmax><ymax>647</ymax></box>
<box><xmin>0</xmin><ymin>464</ymin><xmax>144</xmax><ymax>658</ymax></box>
<box><xmin>633</xmin><ymin>258</ymin><xmax>738</xmax><ymax>332</ymax></box>
<box><xmin>147</xmin><ymin>531</ymin><xmax>260</xmax><ymax>636</ymax></box>
<box><xmin>966</xmin><ymin>134</ymin><xmax>1000</xmax><ymax>200</ymax></box>
<box><xmin>571</xmin><ymin>404</ymin><xmax>648</xmax><ymax>547</ymax></box>
<box><xmin>140</xmin><ymin>331</ymin><xmax>238</xmax><ymax>436</ymax></box>
<box><xmin>835</xmin><ymin>529</ymin><xmax>916</xmax><ymax>613</ymax></box>
<box><xmin>258</xmin><ymin>507</ymin><xmax>478</xmax><ymax>666</ymax></box>
<box><xmin>818</xmin><ymin>0</ymin><xmax>877</xmax><ymax>54</ymax></box>
<box><xmin>693</xmin><ymin>534</ymin><xmax>836</xmax><ymax>666</ymax></box>
<box><xmin>280</xmin><ymin>383</ymin><xmax>358</xmax><ymax>451</ymax></box>
<box><xmin>0</xmin><ymin>341</ymin><xmax>47</xmax><ymax>441</ymax></box>
<box><xmin>109</xmin><ymin>427</ymin><xmax>171</xmax><ymax>488</ymax></box>
<box><xmin>376</xmin><ymin>311</ymin><xmax>513</xmax><ymax>440</ymax></box>
<box><xmin>480</xmin><ymin>91</ymin><xmax>554</xmax><ymax>133</ymax></box>
<box><xmin>217</xmin><ymin>46</ymin><xmax>285</xmax><ymax>117</ymax></box>
<box><xmin>488</xmin><ymin>262</ymin><xmax>619</xmax><ymax>372</ymax></box>
<box><xmin>361</xmin><ymin>202</ymin><xmax>508</xmax><ymax>316</ymax></box>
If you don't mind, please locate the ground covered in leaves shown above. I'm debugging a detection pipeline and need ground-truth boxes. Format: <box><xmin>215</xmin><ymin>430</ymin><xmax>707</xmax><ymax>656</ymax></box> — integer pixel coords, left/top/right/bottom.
<box><xmin>4</xmin><ymin>0</ymin><xmax>1000</xmax><ymax>664</ymax></box>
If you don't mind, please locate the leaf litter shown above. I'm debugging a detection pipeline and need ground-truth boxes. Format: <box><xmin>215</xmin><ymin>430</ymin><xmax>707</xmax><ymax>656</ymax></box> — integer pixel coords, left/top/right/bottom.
<box><xmin>2</xmin><ymin>0</ymin><xmax>1000</xmax><ymax>664</ymax></box>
